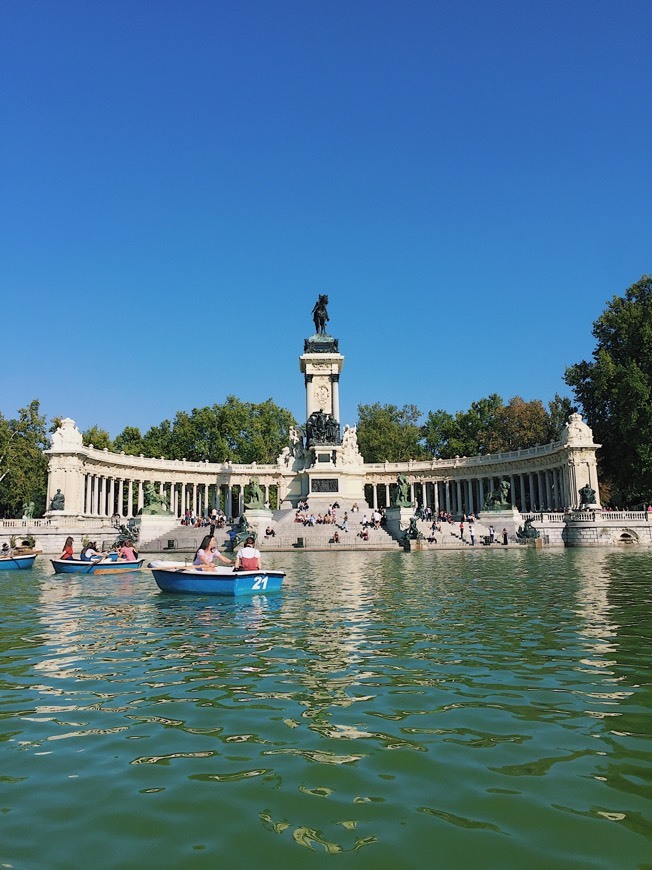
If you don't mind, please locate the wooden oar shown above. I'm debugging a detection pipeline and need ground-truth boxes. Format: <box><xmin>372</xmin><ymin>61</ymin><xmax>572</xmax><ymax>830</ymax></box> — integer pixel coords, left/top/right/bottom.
<box><xmin>93</xmin><ymin>567</ymin><xmax>136</xmax><ymax>575</ymax></box>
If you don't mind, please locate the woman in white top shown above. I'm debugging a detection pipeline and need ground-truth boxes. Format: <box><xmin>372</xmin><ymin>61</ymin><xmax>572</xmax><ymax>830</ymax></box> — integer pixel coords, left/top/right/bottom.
<box><xmin>193</xmin><ymin>535</ymin><xmax>233</xmax><ymax>571</ymax></box>
<box><xmin>235</xmin><ymin>536</ymin><xmax>261</xmax><ymax>570</ymax></box>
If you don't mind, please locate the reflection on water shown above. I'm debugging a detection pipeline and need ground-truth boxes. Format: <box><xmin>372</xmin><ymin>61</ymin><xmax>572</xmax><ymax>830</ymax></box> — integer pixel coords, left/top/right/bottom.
<box><xmin>1</xmin><ymin>550</ymin><xmax>652</xmax><ymax>867</ymax></box>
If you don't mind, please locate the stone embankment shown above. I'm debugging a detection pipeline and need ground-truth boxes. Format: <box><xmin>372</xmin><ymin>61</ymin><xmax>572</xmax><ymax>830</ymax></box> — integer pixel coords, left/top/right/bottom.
<box><xmin>3</xmin><ymin>510</ymin><xmax>651</xmax><ymax>554</ymax></box>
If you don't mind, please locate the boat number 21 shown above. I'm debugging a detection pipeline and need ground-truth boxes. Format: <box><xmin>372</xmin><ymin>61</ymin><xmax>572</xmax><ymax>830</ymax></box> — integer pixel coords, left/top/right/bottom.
<box><xmin>252</xmin><ymin>575</ymin><xmax>268</xmax><ymax>589</ymax></box>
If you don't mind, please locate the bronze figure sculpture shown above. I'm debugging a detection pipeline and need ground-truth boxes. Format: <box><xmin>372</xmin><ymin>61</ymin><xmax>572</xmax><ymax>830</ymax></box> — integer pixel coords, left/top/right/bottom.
<box><xmin>312</xmin><ymin>294</ymin><xmax>329</xmax><ymax>335</ymax></box>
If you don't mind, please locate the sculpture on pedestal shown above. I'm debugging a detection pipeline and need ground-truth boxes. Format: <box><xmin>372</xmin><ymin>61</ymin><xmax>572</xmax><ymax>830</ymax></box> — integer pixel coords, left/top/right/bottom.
<box><xmin>516</xmin><ymin>518</ymin><xmax>540</xmax><ymax>541</ymax></box>
<box><xmin>312</xmin><ymin>294</ymin><xmax>329</xmax><ymax>335</ymax></box>
<box><xmin>578</xmin><ymin>483</ymin><xmax>596</xmax><ymax>508</ymax></box>
<box><xmin>484</xmin><ymin>479</ymin><xmax>512</xmax><ymax>510</ymax></box>
<box><xmin>306</xmin><ymin>409</ymin><xmax>340</xmax><ymax>446</ymax></box>
<box><xmin>141</xmin><ymin>483</ymin><xmax>169</xmax><ymax>515</ymax></box>
<box><xmin>392</xmin><ymin>473</ymin><xmax>412</xmax><ymax>507</ymax></box>
<box><xmin>50</xmin><ymin>489</ymin><xmax>65</xmax><ymax>511</ymax></box>
<box><xmin>244</xmin><ymin>477</ymin><xmax>265</xmax><ymax>510</ymax></box>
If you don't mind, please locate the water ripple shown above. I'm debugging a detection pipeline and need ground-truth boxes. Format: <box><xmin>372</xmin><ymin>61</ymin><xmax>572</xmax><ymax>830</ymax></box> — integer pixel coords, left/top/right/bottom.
<box><xmin>1</xmin><ymin>551</ymin><xmax>652</xmax><ymax>866</ymax></box>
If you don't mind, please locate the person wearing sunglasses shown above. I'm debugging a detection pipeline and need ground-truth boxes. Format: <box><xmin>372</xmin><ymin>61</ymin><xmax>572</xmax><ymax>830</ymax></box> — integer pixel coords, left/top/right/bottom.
<box><xmin>193</xmin><ymin>535</ymin><xmax>234</xmax><ymax>570</ymax></box>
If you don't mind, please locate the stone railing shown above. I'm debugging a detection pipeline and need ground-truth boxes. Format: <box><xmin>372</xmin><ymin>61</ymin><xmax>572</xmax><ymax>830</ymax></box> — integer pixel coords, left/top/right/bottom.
<box><xmin>363</xmin><ymin>440</ymin><xmax>569</xmax><ymax>475</ymax></box>
<box><xmin>1</xmin><ymin>517</ymin><xmax>116</xmax><ymax>530</ymax></box>
<box><xmin>524</xmin><ymin>512</ymin><xmax>566</xmax><ymax>523</ymax></box>
<box><xmin>1</xmin><ymin>518</ymin><xmax>53</xmax><ymax>528</ymax></box>
<box><xmin>566</xmin><ymin>511</ymin><xmax>649</xmax><ymax>523</ymax></box>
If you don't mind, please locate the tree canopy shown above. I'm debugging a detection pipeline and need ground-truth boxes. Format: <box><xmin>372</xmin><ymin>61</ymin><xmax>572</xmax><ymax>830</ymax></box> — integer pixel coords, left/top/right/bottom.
<box><xmin>565</xmin><ymin>274</ymin><xmax>652</xmax><ymax>505</ymax></box>
<box><xmin>356</xmin><ymin>403</ymin><xmax>430</xmax><ymax>462</ymax></box>
<box><xmin>420</xmin><ymin>393</ymin><xmax>574</xmax><ymax>459</ymax></box>
<box><xmin>112</xmin><ymin>397</ymin><xmax>296</xmax><ymax>464</ymax></box>
<box><xmin>0</xmin><ymin>400</ymin><xmax>49</xmax><ymax>518</ymax></box>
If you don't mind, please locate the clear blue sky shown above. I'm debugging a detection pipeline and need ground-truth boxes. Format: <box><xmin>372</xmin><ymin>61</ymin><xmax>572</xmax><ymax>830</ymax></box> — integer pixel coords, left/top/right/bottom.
<box><xmin>2</xmin><ymin>0</ymin><xmax>650</xmax><ymax>438</ymax></box>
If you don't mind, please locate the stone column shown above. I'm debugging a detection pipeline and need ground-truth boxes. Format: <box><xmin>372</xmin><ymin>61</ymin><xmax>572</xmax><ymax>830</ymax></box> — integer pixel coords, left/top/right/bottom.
<box><xmin>118</xmin><ymin>479</ymin><xmax>124</xmax><ymax>517</ymax></box>
<box><xmin>127</xmin><ymin>480</ymin><xmax>134</xmax><ymax>518</ymax></box>
<box><xmin>384</xmin><ymin>484</ymin><xmax>390</xmax><ymax>508</ymax></box>
<box><xmin>478</xmin><ymin>478</ymin><xmax>485</xmax><ymax>509</ymax></box>
<box><xmin>109</xmin><ymin>478</ymin><xmax>115</xmax><ymax>517</ymax></box>
<box><xmin>192</xmin><ymin>483</ymin><xmax>198</xmax><ymax>516</ymax></box>
<box><xmin>137</xmin><ymin>480</ymin><xmax>144</xmax><ymax>513</ymax></box>
<box><xmin>544</xmin><ymin>470</ymin><xmax>552</xmax><ymax>512</ymax></box>
<box><xmin>94</xmin><ymin>476</ymin><xmax>101</xmax><ymax>515</ymax></box>
<box><xmin>433</xmin><ymin>481</ymin><xmax>439</xmax><ymax>514</ymax></box>
<box><xmin>445</xmin><ymin>481</ymin><xmax>451</xmax><ymax>514</ymax></box>
<box><xmin>509</xmin><ymin>475</ymin><xmax>515</xmax><ymax>508</ymax></box>
<box><xmin>332</xmin><ymin>375</ymin><xmax>340</xmax><ymax>422</ymax></box>
<box><xmin>421</xmin><ymin>482</ymin><xmax>426</xmax><ymax>507</ymax></box>
<box><xmin>456</xmin><ymin>480</ymin><xmax>462</xmax><ymax>515</ymax></box>
<box><xmin>519</xmin><ymin>475</ymin><xmax>526</xmax><ymax>513</ymax></box>
<box><xmin>528</xmin><ymin>473</ymin><xmax>535</xmax><ymax>511</ymax></box>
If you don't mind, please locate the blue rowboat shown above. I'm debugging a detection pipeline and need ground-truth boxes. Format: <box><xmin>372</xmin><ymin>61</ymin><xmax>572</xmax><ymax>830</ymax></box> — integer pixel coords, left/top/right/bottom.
<box><xmin>0</xmin><ymin>554</ymin><xmax>37</xmax><ymax>571</ymax></box>
<box><xmin>51</xmin><ymin>558</ymin><xmax>144</xmax><ymax>575</ymax></box>
<box><xmin>148</xmin><ymin>562</ymin><xmax>285</xmax><ymax>596</ymax></box>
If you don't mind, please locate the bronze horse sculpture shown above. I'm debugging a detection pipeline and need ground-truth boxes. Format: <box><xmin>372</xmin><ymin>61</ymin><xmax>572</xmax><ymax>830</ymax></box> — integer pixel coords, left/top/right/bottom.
<box><xmin>312</xmin><ymin>294</ymin><xmax>329</xmax><ymax>335</ymax></box>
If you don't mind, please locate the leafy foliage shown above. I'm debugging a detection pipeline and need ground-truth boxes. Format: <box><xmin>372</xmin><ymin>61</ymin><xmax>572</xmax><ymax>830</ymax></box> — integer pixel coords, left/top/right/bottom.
<box><xmin>357</xmin><ymin>403</ymin><xmax>429</xmax><ymax>462</ymax></box>
<box><xmin>82</xmin><ymin>425</ymin><xmax>112</xmax><ymax>451</ymax></box>
<box><xmin>0</xmin><ymin>400</ymin><xmax>49</xmax><ymax>517</ymax></box>
<box><xmin>135</xmin><ymin>397</ymin><xmax>295</xmax><ymax>463</ymax></box>
<box><xmin>565</xmin><ymin>274</ymin><xmax>652</xmax><ymax>505</ymax></box>
<box><xmin>422</xmin><ymin>394</ymin><xmax>573</xmax><ymax>458</ymax></box>
<box><xmin>113</xmin><ymin>426</ymin><xmax>144</xmax><ymax>456</ymax></box>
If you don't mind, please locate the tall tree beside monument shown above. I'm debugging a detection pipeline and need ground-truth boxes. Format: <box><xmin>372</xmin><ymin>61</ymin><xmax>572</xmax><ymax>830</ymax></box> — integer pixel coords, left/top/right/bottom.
<box><xmin>565</xmin><ymin>274</ymin><xmax>652</xmax><ymax>505</ymax></box>
<box><xmin>0</xmin><ymin>400</ymin><xmax>49</xmax><ymax>518</ymax></box>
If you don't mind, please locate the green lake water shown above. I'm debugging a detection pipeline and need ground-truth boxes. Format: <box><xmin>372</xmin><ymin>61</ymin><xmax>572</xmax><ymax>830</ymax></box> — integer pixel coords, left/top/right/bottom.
<box><xmin>1</xmin><ymin>549</ymin><xmax>651</xmax><ymax>868</ymax></box>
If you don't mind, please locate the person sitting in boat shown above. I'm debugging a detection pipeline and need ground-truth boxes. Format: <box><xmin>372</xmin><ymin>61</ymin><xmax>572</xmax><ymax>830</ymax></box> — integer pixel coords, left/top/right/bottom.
<box><xmin>234</xmin><ymin>536</ymin><xmax>261</xmax><ymax>571</ymax></box>
<box><xmin>193</xmin><ymin>535</ymin><xmax>234</xmax><ymax>571</ymax></box>
<box><xmin>80</xmin><ymin>542</ymin><xmax>104</xmax><ymax>562</ymax></box>
<box><xmin>118</xmin><ymin>539</ymin><xmax>138</xmax><ymax>561</ymax></box>
<box><xmin>1</xmin><ymin>542</ymin><xmax>10</xmax><ymax>556</ymax></box>
<box><xmin>59</xmin><ymin>536</ymin><xmax>74</xmax><ymax>560</ymax></box>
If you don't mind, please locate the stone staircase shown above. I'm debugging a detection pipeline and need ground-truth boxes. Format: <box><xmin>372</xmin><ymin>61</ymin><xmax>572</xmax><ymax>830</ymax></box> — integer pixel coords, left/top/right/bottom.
<box><xmin>140</xmin><ymin>507</ymin><xmax>517</xmax><ymax>553</ymax></box>
<box><xmin>142</xmin><ymin>506</ymin><xmax>403</xmax><ymax>552</ymax></box>
<box><xmin>412</xmin><ymin>517</ymin><xmax>512</xmax><ymax>547</ymax></box>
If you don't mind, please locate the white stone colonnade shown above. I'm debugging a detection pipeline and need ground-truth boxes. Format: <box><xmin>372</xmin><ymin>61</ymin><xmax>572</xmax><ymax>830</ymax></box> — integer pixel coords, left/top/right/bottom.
<box><xmin>45</xmin><ymin>415</ymin><xmax>601</xmax><ymax>521</ymax></box>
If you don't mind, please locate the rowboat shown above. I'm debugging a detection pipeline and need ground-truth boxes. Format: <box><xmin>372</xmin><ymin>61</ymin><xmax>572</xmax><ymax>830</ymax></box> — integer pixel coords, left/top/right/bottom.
<box><xmin>148</xmin><ymin>561</ymin><xmax>285</xmax><ymax>595</ymax></box>
<box><xmin>0</xmin><ymin>553</ymin><xmax>37</xmax><ymax>570</ymax></box>
<box><xmin>51</xmin><ymin>558</ymin><xmax>144</xmax><ymax>575</ymax></box>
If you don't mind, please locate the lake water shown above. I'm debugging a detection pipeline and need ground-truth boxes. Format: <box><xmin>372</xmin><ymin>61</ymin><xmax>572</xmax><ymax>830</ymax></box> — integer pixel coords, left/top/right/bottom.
<box><xmin>1</xmin><ymin>549</ymin><xmax>651</xmax><ymax>868</ymax></box>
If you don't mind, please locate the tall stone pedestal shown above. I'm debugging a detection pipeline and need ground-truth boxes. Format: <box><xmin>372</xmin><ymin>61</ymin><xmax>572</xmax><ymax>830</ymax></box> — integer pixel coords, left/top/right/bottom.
<box><xmin>385</xmin><ymin>506</ymin><xmax>413</xmax><ymax>542</ymax></box>
<box><xmin>135</xmin><ymin>514</ymin><xmax>178</xmax><ymax>546</ymax></box>
<box><xmin>481</xmin><ymin>508</ymin><xmax>522</xmax><ymax>540</ymax></box>
<box><xmin>243</xmin><ymin>508</ymin><xmax>273</xmax><ymax>539</ymax></box>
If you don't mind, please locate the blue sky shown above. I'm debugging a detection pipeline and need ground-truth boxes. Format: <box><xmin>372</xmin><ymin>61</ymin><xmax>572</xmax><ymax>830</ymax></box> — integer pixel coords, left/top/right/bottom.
<box><xmin>2</xmin><ymin>0</ymin><xmax>650</xmax><ymax>439</ymax></box>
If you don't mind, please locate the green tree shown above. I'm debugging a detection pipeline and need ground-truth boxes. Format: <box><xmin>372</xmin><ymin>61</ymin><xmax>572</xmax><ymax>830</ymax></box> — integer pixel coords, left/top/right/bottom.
<box><xmin>113</xmin><ymin>426</ymin><xmax>144</xmax><ymax>456</ymax></box>
<box><xmin>139</xmin><ymin>398</ymin><xmax>296</xmax><ymax>463</ymax></box>
<box><xmin>0</xmin><ymin>400</ymin><xmax>49</xmax><ymax>517</ymax></box>
<box><xmin>142</xmin><ymin>420</ymin><xmax>174</xmax><ymax>458</ymax></box>
<box><xmin>494</xmin><ymin>396</ymin><xmax>549</xmax><ymax>452</ymax></box>
<box><xmin>565</xmin><ymin>274</ymin><xmax>652</xmax><ymax>505</ymax></box>
<box><xmin>82</xmin><ymin>425</ymin><xmax>112</xmax><ymax>451</ymax></box>
<box><xmin>356</xmin><ymin>403</ymin><xmax>429</xmax><ymax>462</ymax></box>
<box><xmin>422</xmin><ymin>393</ymin><xmax>572</xmax><ymax>457</ymax></box>
<box><xmin>546</xmin><ymin>394</ymin><xmax>576</xmax><ymax>442</ymax></box>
